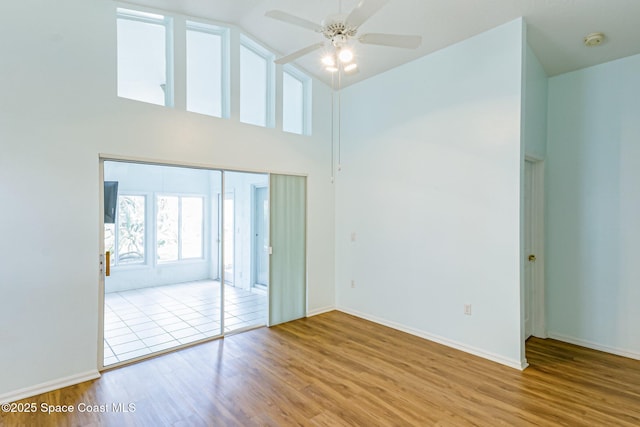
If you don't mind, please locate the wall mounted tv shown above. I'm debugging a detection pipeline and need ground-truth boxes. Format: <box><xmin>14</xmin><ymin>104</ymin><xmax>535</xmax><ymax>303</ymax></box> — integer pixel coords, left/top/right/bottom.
<box><xmin>104</xmin><ymin>181</ymin><xmax>119</xmax><ymax>224</ymax></box>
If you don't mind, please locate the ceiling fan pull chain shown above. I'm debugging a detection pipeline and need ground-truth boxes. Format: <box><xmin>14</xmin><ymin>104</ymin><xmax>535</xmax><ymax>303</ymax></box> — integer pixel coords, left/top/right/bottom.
<box><xmin>338</xmin><ymin>70</ymin><xmax>342</xmax><ymax>171</ymax></box>
<box><xmin>331</xmin><ymin>72</ymin><xmax>335</xmax><ymax>182</ymax></box>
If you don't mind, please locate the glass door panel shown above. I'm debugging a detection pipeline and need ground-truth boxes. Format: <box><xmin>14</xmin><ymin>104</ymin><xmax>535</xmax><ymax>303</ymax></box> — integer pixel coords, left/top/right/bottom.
<box><xmin>102</xmin><ymin>161</ymin><xmax>223</xmax><ymax>367</ymax></box>
<box><xmin>222</xmin><ymin>171</ymin><xmax>268</xmax><ymax>333</ymax></box>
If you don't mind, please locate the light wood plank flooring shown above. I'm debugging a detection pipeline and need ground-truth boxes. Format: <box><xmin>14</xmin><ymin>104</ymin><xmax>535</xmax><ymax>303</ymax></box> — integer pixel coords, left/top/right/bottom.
<box><xmin>2</xmin><ymin>311</ymin><xmax>639</xmax><ymax>426</ymax></box>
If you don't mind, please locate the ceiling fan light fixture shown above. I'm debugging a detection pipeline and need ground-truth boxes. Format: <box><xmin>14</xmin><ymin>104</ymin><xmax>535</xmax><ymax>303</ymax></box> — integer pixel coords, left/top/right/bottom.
<box><xmin>322</xmin><ymin>54</ymin><xmax>336</xmax><ymax>67</ymax></box>
<box><xmin>338</xmin><ymin>47</ymin><xmax>354</xmax><ymax>63</ymax></box>
<box><xmin>326</xmin><ymin>66</ymin><xmax>339</xmax><ymax>73</ymax></box>
<box><xmin>344</xmin><ymin>63</ymin><xmax>358</xmax><ymax>72</ymax></box>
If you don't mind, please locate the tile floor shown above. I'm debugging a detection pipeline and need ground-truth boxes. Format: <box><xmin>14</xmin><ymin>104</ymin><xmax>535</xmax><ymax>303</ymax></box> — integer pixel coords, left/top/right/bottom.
<box><xmin>103</xmin><ymin>280</ymin><xmax>267</xmax><ymax>366</ymax></box>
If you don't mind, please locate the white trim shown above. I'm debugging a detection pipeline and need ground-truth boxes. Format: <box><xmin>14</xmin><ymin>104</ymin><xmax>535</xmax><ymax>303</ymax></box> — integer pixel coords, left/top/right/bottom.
<box><xmin>548</xmin><ymin>332</ymin><xmax>640</xmax><ymax>361</ymax></box>
<box><xmin>0</xmin><ymin>370</ymin><xmax>100</xmax><ymax>404</ymax></box>
<box><xmin>337</xmin><ymin>307</ymin><xmax>527</xmax><ymax>371</ymax></box>
<box><xmin>98</xmin><ymin>161</ymin><xmax>106</xmax><ymax>370</ymax></box>
<box><xmin>306</xmin><ymin>306</ymin><xmax>335</xmax><ymax>317</ymax></box>
<box><xmin>165</xmin><ymin>15</ymin><xmax>175</xmax><ymax>107</ymax></box>
<box><xmin>99</xmin><ymin>153</ymin><xmax>309</xmax><ymax>178</ymax></box>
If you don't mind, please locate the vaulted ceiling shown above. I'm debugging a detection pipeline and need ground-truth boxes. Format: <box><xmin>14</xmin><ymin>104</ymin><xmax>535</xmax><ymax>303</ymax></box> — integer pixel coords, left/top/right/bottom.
<box><xmin>126</xmin><ymin>0</ymin><xmax>640</xmax><ymax>86</ymax></box>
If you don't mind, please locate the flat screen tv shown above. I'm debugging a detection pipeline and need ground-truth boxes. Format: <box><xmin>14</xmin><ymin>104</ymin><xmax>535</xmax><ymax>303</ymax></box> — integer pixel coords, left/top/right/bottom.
<box><xmin>104</xmin><ymin>181</ymin><xmax>119</xmax><ymax>224</ymax></box>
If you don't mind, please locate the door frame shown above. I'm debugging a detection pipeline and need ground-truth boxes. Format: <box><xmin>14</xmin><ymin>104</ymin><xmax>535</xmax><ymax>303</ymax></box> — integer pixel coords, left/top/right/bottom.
<box><xmin>251</xmin><ymin>185</ymin><xmax>269</xmax><ymax>289</ymax></box>
<box><xmin>223</xmin><ymin>190</ymin><xmax>235</xmax><ymax>285</ymax></box>
<box><xmin>98</xmin><ymin>160</ymin><xmax>106</xmax><ymax>371</ymax></box>
<box><xmin>524</xmin><ymin>156</ymin><xmax>546</xmax><ymax>340</ymax></box>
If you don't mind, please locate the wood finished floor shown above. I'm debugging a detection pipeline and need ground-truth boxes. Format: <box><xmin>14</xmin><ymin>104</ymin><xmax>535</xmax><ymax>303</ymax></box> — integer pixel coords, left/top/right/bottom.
<box><xmin>2</xmin><ymin>311</ymin><xmax>639</xmax><ymax>426</ymax></box>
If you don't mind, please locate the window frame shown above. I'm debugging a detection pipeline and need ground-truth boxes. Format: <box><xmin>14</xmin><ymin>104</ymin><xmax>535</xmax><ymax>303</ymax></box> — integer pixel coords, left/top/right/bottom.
<box><xmin>239</xmin><ymin>34</ymin><xmax>276</xmax><ymax>128</ymax></box>
<box><xmin>282</xmin><ymin>65</ymin><xmax>312</xmax><ymax>136</ymax></box>
<box><xmin>185</xmin><ymin>20</ymin><xmax>230</xmax><ymax>118</ymax></box>
<box><xmin>116</xmin><ymin>7</ymin><xmax>174</xmax><ymax>107</ymax></box>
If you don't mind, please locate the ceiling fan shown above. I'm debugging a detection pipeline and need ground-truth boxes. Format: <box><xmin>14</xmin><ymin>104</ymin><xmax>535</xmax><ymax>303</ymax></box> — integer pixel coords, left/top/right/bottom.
<box><xmin>265</xmin><ymin>0</ymin><xmax>422</xmax><ymax>72</ymax></box>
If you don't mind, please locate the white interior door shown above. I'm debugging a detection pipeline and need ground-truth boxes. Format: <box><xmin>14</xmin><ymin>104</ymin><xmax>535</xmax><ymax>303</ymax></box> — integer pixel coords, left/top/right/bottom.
<box><xmin>524</xmin><ymin>160</ymin><xmax>534</xmax><ymax>339</ymax></box>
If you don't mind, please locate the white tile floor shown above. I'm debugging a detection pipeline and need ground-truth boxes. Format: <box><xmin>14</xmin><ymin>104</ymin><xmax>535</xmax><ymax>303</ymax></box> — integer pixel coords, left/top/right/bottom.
<box><xmin>104</xmin><ymin>280</ymin><xmax>267</xmax><ymax>366</ymax></box>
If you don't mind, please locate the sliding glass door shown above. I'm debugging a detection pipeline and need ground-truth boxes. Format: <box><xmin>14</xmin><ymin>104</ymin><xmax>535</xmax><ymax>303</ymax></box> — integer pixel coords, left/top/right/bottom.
<box><xmin>100</xmin><ymin>160</ymin><xmax>306</xmax><ymax>367</ymax></box>
<box><xmin>101</xmin><ymin>161</ymin><xmax>223</xmax><ymax>367</ymax></box>
<box><xmin>222</xmin><ymin>171</ymin><xmax>269</xmax><ymax>333</ymax></box>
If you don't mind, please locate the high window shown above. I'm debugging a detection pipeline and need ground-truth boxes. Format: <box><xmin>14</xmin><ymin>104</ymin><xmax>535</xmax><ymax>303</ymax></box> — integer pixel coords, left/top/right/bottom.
<box><xmin>105</xmin><ymin>195</ymin><xmax>146</xmax><ymax>266</ymax></box>
<box><xmin>116</xmin><ymin>8</ymin><xmax>312</xmax><ymax>135</ymax></box>
<box><xmin>186</xmin><ymin>21</ymin><xmax>228</xmax><ymax>117</ymax></box>
<box><xmin>157</xmin><ymin>195</ymin><xmax>204</xmax><ymax>262</ymax></box>
<box><xmin>283</xmin><ymin>68</ymin><xmax>311</xmax><ymax>135</ymax></box>
<box><xmin>116</xmin><ymin>8</ymin><xmax>172</xmax><ymax>106</ymax></box>
<box><xmin>240</xmin><ymin>37</ymin><xmax>274</xmax><ymax>127</ymax></box>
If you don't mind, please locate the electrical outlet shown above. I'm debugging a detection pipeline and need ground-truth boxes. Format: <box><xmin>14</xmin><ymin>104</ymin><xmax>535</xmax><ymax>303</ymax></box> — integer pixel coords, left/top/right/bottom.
<box><xmin>351</xmin><ymin>232</ymin><xmax>357</xmax><ymax>242</ymax></box>
<box><xmin>464</xmin><ymin>304</ymin><xmax>472</xmax><ymax>315</ymax></box>
<box><xmin>351</xmin><ymin>280</ymin><xmax>356</xmax><ymax>288</ymax></box>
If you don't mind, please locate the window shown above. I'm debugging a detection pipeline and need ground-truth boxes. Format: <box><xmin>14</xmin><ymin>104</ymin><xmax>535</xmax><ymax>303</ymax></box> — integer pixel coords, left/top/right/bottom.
<box><xmin>283</xmin><ymin>68</ymin><xmax>311</xmax><ymax>135</ymax></box>
<box><xmin>186</xmin><ymin>21</ymin><xmax>228</xmax><ymax>117</ymax></box>
<box><xmin>240</xmin><ymin>37</ymin><xmax>274</xmax><ymax>127</ymax></box>
<box><xmin>157</xmin><ymin>196</ymin><xmax>204</xmax><ymax>262</ymax></box>
<box><xmin>114</xmin><ymin>8</ymin><xmax>314</xmax><ymax>134</ymax></box>
<box><xmin>117</xmin><ymin>8</ymin><xmax>172</xmax><ymax>106</ymax></box>
<box><xmin>104</xmin><ymin>195</ymin><xmax>146</xmax><ymax>266</ymax></box>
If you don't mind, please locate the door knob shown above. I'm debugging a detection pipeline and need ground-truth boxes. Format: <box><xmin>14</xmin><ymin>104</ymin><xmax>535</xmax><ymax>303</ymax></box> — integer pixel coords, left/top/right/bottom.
<box><xmin>528</xmin><ymin>254</ymin><xmax>536</xmax><ymax>262</ymax></box>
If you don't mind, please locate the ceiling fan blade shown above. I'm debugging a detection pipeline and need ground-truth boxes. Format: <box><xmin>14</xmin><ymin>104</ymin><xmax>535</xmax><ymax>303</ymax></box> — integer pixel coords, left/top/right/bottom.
<box><xmin>265</xmin><ymin>10</ymin><xmax>322</xmax><ymax>32</ymax></box>
<box><xmin>359</xmin><ymin>33</ymin><xmax>422</xmax><ymax>49</ymax></box>
<box><xmin>346</xmin><ymin>0</ymin><xmax>389</xmax><ymax>28</ymax></box>
<box><xmin>274</xmin><ymin>42</ymin><xmax>324</xmax><ymax>65</ymax></box>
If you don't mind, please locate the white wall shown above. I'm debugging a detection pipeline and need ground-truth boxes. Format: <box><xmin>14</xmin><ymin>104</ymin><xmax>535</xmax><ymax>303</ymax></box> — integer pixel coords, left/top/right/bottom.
<box><xmin>335</xmin><ymin>19</ymin><xmax>525</xmax><ymax>368</ymax></box>
<box><xmin>546</xmin><ymin>53</ymin><xmax>640</xmax><ymax>359</ymax></box>
<box><xmin>0</xmin><ymin>0</ymin><xmax>335</xmax><ymax>400</ymax></box>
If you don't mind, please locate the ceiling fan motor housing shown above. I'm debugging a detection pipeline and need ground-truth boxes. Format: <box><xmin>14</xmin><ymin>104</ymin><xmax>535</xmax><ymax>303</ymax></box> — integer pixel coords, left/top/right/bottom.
<box><xmin>322</xmin><ymin>13</ymin><xmax>357</xmax><ymax>46</ymax></box>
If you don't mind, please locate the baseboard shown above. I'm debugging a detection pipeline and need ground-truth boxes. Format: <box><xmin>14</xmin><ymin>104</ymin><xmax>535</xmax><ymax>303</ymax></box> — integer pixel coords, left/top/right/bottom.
<box><xmin>548</xmin><ymin>332</ymin><xmax>640</xmax><ymax>361</ymax></box>
<box><xmin>307</xmin><ymin>306</ymin><xmax>335</xmax><ymax>317</ymax></box>
<box><xmin>0</xmin><ymin>370</ymin><xmax>101</xmax><ymax>404</ymax></box>
<box><xmin>337</xmin><ymin>307</ymin><xmax>526</xmax><ymax>371</ymax></box>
